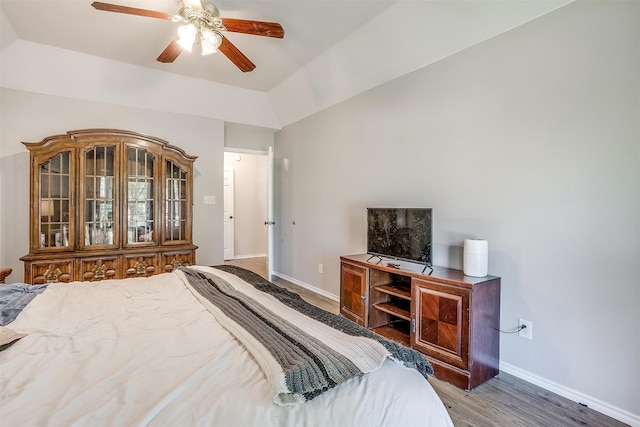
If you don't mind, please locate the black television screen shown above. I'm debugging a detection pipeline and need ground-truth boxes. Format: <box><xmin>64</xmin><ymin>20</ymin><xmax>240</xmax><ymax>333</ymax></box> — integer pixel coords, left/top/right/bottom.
<box><xmin>367</xmin><ymin>208</ymin><xmax>432</xmax><ymax>266</ymax></box>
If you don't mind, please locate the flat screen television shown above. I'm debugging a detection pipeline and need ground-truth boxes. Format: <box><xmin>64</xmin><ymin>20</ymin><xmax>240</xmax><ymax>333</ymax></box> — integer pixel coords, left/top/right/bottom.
<box><xmin>367</xmin><ymin>208</ymin><xmax>433</xmax><ymax>271</ymax></box>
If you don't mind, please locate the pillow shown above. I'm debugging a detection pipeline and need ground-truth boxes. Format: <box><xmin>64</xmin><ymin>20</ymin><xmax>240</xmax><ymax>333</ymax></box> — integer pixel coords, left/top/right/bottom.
<box><xmin>0</xmin><ymin>325</ymin><xmax>27</xmax><ymax>351</ymax></box>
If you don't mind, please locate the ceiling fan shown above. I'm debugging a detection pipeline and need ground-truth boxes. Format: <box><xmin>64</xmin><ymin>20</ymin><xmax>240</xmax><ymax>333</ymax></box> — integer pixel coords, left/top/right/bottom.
<box><xmin>91</xmin><ymin>1</ymin><xmax>285</xmax><ymax>72</ymax></box>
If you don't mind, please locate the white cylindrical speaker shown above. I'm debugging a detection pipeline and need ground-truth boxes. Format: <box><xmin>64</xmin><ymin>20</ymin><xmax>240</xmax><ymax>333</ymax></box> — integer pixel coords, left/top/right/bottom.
<box><xmin>463</xmin><ymin>239</ymin><xmax>488</xmax><ymax>277</ymax></box>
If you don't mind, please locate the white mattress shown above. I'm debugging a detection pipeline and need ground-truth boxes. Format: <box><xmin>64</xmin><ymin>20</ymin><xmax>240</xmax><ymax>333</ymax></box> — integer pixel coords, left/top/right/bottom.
<box><xmin>0</xmin><ymin>268</ymin><xmax>453</xmax><ymax>426</ymax></box>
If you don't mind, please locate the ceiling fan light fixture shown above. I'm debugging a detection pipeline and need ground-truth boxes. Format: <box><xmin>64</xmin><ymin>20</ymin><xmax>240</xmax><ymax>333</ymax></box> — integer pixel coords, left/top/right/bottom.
<box><xmin>201</xmin><ymin>29</ymin><xmax>222</xmax><ymax>55</ymax></box>
<box><xmin>91</xmin><ymin>1</ymin><xmax>284</xmax><ymax>71</ymax></box>
<box><xmin>177</xmin><ymin>23</ymin><xmax>197</xmax><ymax>52</ymax></box>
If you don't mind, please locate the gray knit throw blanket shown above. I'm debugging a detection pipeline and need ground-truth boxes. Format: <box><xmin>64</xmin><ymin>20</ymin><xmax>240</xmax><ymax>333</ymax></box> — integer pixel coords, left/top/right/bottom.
<box><xmin>179</xmin><ymin>266</ymin><xmax>432</xmax><ymax>406</ymax></box>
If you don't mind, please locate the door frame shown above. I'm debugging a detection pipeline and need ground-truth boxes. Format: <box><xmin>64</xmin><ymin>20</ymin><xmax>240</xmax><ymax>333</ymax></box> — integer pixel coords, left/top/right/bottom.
<box><xmin>223</xmin><ymin>167</ymin><xmax>235</xmax><ymax>260</ymax></box>
<box><xmin>223</xmin><ymin>148</ymin><xmax>273</xmax><ymax>278</ymax></box>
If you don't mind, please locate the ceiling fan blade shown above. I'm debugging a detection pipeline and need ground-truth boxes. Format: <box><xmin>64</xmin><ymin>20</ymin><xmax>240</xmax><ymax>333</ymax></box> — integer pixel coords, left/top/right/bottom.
<box><xmin>157</xmin><ymin>39</ymin><xmax>183</xmax><ymax>63</ymax></box>
<box><xmin>222</xmin><ymin>18</ymin><xmax>285</xmax><ymax>39</ymax></box>
<box><xmin>91</xmin><ymin>2</ymin><xmax>179</xmax><ymax>21</ymax></box>
<box><xmin>219</xmin><ymin>37</ymin><xmax>256</xmax><ymax>72</ymax></box>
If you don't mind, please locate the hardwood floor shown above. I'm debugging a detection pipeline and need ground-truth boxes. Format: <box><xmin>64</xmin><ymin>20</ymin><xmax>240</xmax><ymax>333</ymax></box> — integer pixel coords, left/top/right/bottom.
<box><xmin>223</xmin><ymin>257</ymin><xmax>626</xmax><ymax>427</ymax></box>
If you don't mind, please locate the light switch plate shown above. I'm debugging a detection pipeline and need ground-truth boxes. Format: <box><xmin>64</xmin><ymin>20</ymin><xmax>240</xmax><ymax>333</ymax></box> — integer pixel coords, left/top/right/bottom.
<box><xmin>203</xmin><ymin>195</ymin><xmax>216</xmax><ymax>205</ymax></box>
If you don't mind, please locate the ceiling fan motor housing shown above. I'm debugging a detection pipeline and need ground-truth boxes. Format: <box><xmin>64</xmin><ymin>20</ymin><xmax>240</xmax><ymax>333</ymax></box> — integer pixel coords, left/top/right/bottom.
<box><xmin>179</xmin><ymin>0</ymin><xmax>225</xmax><ymax>32</ymax></box>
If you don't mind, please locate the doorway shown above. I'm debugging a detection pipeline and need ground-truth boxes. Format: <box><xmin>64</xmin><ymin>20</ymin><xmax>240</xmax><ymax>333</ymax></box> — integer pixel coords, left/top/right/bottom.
<box><xmin>223</xmin><ymin>150</ymin><xmax>272</xmax><ymax>276</ymax></box>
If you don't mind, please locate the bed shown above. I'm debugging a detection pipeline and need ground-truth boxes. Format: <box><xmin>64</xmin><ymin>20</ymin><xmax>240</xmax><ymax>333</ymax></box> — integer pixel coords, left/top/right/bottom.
<box><xmin>0</xmin><ymin>265</ymin><xmax>453</xmax><ymax>426</ymax></box>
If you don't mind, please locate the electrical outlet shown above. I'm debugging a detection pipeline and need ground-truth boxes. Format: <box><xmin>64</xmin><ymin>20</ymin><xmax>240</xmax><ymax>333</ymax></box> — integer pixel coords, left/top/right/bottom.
<box><xmin>318</xmin><ymin>263</ymin><xmax>323</xmax><ymax>274</ymax></box>
<box><xmin>518</xmin><ymin>318</ymin><xmax>533</xmax><ymax>340</ymax></box>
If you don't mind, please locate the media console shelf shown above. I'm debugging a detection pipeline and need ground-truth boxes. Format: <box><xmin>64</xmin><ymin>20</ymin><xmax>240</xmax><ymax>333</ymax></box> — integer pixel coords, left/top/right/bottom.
<box><xmin>340</xmin><ymin>253</ymin><xmax>501</xmax><ymax>390</ymax></box>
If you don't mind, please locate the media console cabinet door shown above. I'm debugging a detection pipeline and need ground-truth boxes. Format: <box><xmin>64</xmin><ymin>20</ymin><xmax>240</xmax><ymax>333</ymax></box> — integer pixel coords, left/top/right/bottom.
<box><xmin>412</xmin><ymin>278</ymin><xmax>470</xmax><ymax>371</ymax></box>
<box><xmin>340</xmin><ymin>262</ymin><xmax>368</xmax><ymax>326</ymax></box>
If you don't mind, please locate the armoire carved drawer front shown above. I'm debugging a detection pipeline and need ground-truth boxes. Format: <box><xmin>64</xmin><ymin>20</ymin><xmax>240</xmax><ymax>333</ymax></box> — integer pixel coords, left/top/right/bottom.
<box><xmin>161</xmin><ymin>251</ymin><xmax>195</xmax><ymax>273</ymax></box>
<box><xmin>80</xmin><ymin>257</ymin><xmax>119</xmax><ymax>282</ymax></box>
<box><xmin>27</xmin><ymin>260</ymin><xmax>74</xmax><ymax>284</ymax></box>
<box><xmin>123</xmin><ymin>254</ymin><xmax>158</xmax><ymax>278</ymax></box>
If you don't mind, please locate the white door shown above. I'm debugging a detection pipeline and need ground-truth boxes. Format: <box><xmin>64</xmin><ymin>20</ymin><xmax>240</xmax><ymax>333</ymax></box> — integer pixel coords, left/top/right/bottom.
<box><xmin>267</xmin><ymin>146</ymin><xmax>275</xmax><ymax>280</ymax></box>
<box><xmin>223</xmin><ymin>168</ymin><xmax>235</xmax><ymax>260</ymax></box>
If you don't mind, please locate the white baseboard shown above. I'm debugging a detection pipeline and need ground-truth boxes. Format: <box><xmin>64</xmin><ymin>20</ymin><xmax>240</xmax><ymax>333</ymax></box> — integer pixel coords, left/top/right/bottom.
<box><xmin>229</xmin><ymin>253</ymin><xmax>267</xmax><ymax>260</ymax></box>
<box><xmin>271</xmin><ymin>271</ymin><xmax>339</xmax><ymax>303</ymax></box>
<box><xmin>499</xmin><ymin>362</ymin><xmax>639</xmax><ymax>426</ymax></box>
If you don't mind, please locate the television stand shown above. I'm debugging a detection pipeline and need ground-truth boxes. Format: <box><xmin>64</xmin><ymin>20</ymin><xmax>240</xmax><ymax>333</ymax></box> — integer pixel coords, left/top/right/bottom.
<box><xmin>339</xmin><ymin>253</ymin><xmax>500</xmax><ymax>390</ymax></box>
<box><xmin>367</xmin><ymin>254</ymin><xmax>432</xmax><ymax>274</ymax></box>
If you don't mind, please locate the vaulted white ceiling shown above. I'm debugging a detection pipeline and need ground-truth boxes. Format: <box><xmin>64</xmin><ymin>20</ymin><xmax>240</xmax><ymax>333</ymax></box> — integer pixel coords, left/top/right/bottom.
<box><xmin>1</xmin><ymin>0</ymin><xmax>572</xmax><ymax>129</ymax></box>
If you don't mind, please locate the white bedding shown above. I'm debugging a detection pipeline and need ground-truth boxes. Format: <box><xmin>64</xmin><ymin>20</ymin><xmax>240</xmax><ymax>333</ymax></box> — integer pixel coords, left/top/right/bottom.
<box><xmin>0</xmin><ymin>267</ymin><xmax>453</xmax><ymax>426</ymax></box>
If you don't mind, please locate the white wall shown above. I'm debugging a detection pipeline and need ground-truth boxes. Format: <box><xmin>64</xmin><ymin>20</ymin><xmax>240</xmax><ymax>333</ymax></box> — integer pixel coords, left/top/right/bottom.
<box><xmin>0</xmin><ymin>0</ymin><xmax>16</xmax><ymax>51</ymax></box>
<box><xmin>274</xmin><ymin>1</ymin><xmax>639</xmax><ymax>423</ymax></box>
<box><xmin>0</xmin><ymin>88</ymin><xmax>226</xmax><ymax>279</ymax></box>
<box><xmin>225</xmin><ymin>123</ymin><xmax>275</xmax><ymax>152</ymax></box>
<box><xmin>224</xmin><ymin>152</ymin><xmax>268</xmax><ymax>258</ymax></box>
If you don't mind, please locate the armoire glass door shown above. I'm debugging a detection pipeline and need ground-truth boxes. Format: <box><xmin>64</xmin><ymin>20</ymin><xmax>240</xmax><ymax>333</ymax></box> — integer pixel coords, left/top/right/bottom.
<box><xmin>165</xmin><ymin>160</ymin><xmax>188</xmax><ymax>242</ymax></box>
<box><xmin>84</xmin><ymin>146</ymin><xmax>115</xmax><ymax>246</ymax></box>
<box><xmin>39</xmin><ymin>152</ymin><xmax>71</xmax><ymax>248</ymax></box>
<box><xmin>127</xmin><ymin>147</ymin><xmax>155</xmax><ymax>244</ymax></box>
